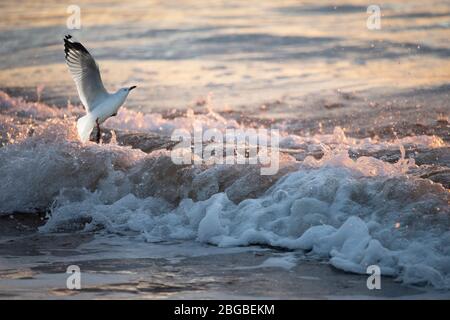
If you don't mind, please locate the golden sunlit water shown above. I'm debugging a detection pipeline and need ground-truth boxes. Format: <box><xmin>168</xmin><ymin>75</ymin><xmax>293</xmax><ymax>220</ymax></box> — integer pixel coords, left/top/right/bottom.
<box><xmin>1</xmin><ymin>0</ymin><xmax>449</xmax><ymax>113</ymax></box>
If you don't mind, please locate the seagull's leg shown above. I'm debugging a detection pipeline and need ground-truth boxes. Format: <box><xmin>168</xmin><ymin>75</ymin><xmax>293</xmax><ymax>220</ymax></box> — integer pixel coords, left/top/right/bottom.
<box><xmin>95</xmin><ymin>118</ymin><xmax>101</xmax><ymax>144</ymax></box>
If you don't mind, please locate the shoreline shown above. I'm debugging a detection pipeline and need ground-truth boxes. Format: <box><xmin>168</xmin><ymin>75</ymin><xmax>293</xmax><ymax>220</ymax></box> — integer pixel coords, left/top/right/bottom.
<box><xmin>0</xmin><ymin>213</ymin><xmax>441</xmax><ymax>300</ymax></box>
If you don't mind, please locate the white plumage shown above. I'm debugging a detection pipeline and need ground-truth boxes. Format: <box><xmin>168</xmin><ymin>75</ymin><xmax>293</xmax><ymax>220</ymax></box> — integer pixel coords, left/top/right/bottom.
<box><xmin>64</xmin><ymin>35</ymin><xmax>136</xmax><ymax>142</ymax></box>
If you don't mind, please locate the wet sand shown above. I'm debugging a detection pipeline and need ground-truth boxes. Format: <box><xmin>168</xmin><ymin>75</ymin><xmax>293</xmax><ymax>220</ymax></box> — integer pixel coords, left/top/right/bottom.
<box><xmin>0</xmin><ymin>213</ymin><xmax>439</xmax><ymax>300</ymax></box>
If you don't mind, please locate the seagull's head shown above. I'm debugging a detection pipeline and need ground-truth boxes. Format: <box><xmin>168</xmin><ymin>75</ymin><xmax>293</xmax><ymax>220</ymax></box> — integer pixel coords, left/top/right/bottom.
<box><xmin>119</xmin><ymin>86</ymin><xmax>137</xmax><ymax>94</ymax></box>
<box><xmin>116</xmin><ymin>85</ymin><xmax>137</xmax><ymax>98</ymax></box>
<box><xmin>114</xmin><ymin>86</ymin><xmax>137</xmax><ymax>105</ymax></box>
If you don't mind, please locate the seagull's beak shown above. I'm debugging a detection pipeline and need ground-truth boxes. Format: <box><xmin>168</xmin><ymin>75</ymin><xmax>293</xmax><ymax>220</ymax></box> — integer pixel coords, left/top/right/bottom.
<box><xmin>129</xmin><ymin>85</ymin><xmax>137</xmax><ymax>91</ymax></box>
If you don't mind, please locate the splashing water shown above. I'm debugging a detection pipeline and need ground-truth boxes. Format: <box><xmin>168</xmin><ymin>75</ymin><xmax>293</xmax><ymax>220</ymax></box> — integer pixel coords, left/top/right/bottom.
<box><xmin>0</xmin><ymin>91</ymin><xmax>449</xmax><ymax>289</ymax></box>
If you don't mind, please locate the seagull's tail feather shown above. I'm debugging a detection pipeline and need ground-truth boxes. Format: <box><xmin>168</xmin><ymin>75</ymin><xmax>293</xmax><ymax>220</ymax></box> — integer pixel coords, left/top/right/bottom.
<box><xmin>77</xmin><ymin>113</ymin><xmax>96</xmax><ymax>143</ymax></box>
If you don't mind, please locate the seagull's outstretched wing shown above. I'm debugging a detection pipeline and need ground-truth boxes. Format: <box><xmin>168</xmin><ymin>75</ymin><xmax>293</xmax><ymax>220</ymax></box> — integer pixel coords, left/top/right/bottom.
<box><xmin>64</xmin><ymin>35</ymin><xmax>108</xmax><ymax>112</ymax></box>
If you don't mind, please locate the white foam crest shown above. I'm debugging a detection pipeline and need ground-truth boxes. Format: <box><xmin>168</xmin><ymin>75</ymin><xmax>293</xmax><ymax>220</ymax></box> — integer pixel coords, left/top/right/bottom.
<box><xmin>0</xmin><ymin>91</ymin><xmax>81</xmax><ymax>120</ymax></box>
<box><xmin>40</xmin><ymin>153</ymin><xmax>450</xmax><ymax>288</ymax></box>
<box><xmin>105</xmin><ymin>107</ymin><xmax>241</xmax><ymax>135</ymax></box>
<box><xmin>280</xmin><ymin>127</ymin><xmax>445</xmax><ymax>152</ymax></box>
<box><xmin>302</xmin><ymin>149</ymin><xmax>415</xmax><ymax>176</ymax></box>
<box><xmin>0</xmin><ymin>120</ymin><xmax>146</xmax><ymax>212</ymax></box>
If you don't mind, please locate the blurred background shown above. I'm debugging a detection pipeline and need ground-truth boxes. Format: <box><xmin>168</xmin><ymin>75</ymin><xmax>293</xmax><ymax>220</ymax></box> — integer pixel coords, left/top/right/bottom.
<box><xmin>0</xmin><ymin>0</ymin><xmax>449</xmax><ymax>126</ymax></box>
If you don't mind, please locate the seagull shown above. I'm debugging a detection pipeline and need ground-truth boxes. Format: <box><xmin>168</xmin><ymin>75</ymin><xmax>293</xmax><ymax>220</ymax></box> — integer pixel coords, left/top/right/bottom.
<box><xmin>64</xmin><ymin>35</ymin><xmax>136</xmax><ymax>143</ymax></box>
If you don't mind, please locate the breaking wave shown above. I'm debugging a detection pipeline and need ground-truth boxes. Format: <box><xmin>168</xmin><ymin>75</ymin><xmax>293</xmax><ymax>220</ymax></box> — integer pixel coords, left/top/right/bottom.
<box><xmin>0</xmin><ymin>91</ymin><xmax>449</xmax><ymax>289</ymax></box>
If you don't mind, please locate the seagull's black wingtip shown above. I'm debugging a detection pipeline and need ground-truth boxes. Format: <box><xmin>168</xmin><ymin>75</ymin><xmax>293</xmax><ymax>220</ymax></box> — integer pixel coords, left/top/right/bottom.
<box><xmin>63</xmin><ymin>35</ymin><xmax>90</xmax><ymax>57</ymax></box>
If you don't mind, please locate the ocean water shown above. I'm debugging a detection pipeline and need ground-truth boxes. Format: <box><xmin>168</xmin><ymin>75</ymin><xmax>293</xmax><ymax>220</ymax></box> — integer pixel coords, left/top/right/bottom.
<box><xmin>1</xmin><ymin>0</ymin><xmax>450</xmax><ymax>113</ymax></box>
<box><xmin>0</xmin><ymin>90</ymin><xmax>449</xmax><ymax>296</ymax></box>
<box><xmin>0</xmin><ymin>0</ymin><xmax>449</xmax><ymax>298</ymax></box>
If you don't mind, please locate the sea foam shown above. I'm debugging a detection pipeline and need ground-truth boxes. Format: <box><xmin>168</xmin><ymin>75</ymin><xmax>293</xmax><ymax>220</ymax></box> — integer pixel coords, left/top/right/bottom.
<box><xmin>1</xmin><ymin>91</ymin><xmax>449</xmax><ymax>288</ymax></box>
